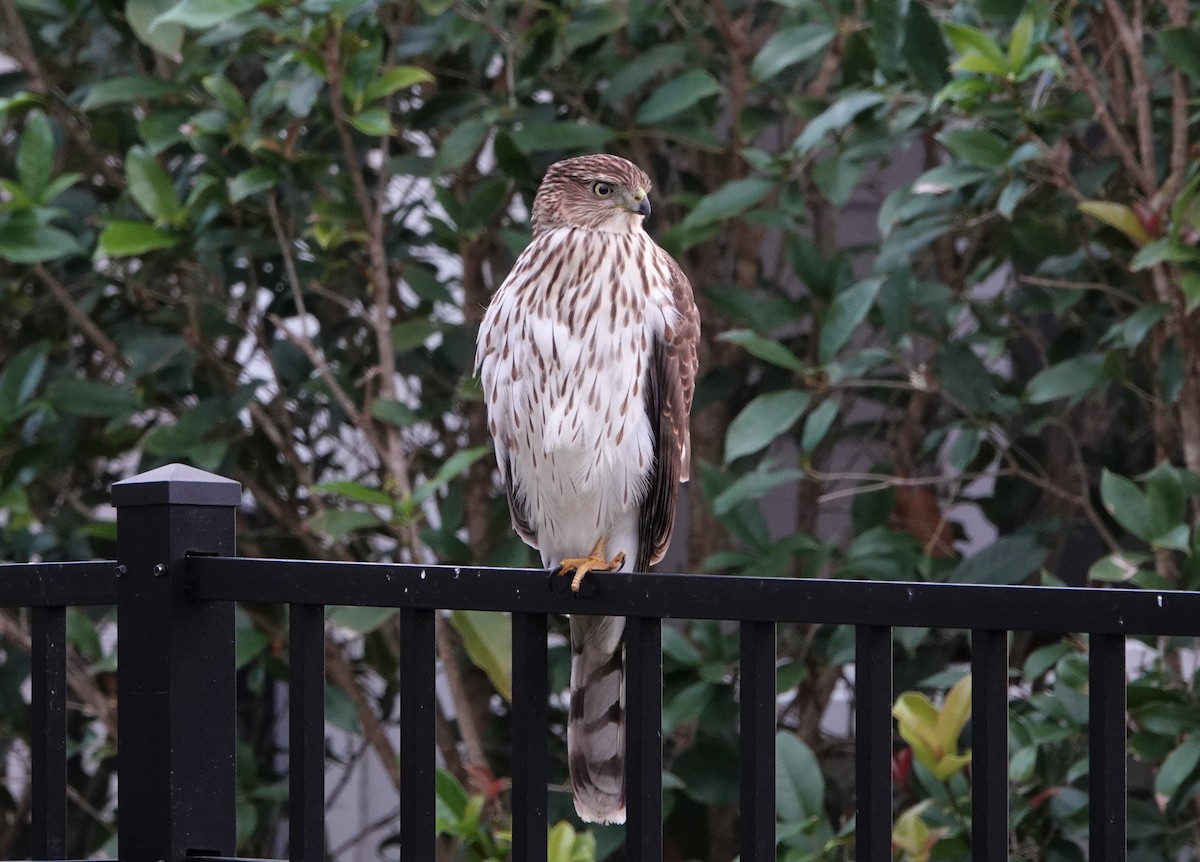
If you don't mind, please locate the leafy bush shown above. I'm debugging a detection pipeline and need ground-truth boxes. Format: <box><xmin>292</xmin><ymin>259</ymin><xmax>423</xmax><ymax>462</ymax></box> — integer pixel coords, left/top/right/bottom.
<box><xmin>2</xmin><ymin>0</ymin><xmax>1200</xmax><ymax>858</ymax></box>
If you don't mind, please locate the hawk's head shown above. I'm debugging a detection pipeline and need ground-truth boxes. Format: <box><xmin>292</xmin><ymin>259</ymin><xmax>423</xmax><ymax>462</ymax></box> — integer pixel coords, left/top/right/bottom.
<box><xmin>531</xmin><ymin>154</ymin><xmax>652</xmax><ymax>235</ymax></box>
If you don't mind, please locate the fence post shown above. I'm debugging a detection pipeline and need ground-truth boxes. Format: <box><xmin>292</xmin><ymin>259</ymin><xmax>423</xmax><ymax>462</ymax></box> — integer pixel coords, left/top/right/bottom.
<box><xmin>112</xmin><ymin>463</ymin><xmax>240</xmax><ymax>862</ymax></box>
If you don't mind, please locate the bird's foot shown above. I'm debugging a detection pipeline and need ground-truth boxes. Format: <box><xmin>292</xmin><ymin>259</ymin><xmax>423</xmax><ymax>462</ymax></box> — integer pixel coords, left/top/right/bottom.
<box><xmin>553</xmin><ymin>550</ymin><xmax>625</xmax><ymax>593</ymax></box>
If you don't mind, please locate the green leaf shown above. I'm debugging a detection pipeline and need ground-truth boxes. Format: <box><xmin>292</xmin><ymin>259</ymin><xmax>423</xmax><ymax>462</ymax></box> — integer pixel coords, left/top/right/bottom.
<box><xmin>509</xmin><ymin>121</ymin><xmax>615</xmax><ymax>155</ymax></box>
<box><xmin>235</xmin><ymin>615</ymin><xmax>271</xmax><ymax>669</ymax></box>
<box><xmin>681</xmin><ymin>177</ymin><xmax>774</xmax><ymax>230</ymax></box>
<box><xmin>363</xmin><ymin>66</ymin><xmax>434</xmax><ymax>103</ymax></box>
<box><xmin>718</xmin><ymin>329</ymin><xmax>806</xmax><ymax>372</ymax></box>
<box><xmin>314</xmin><ymin>480</ymin><xmax>394</xmax><ymax>507</ymax></box>
<box><xmin>819</xmin><ymin>277</ymin><xmax>882</xmax><ymax>362</ymax></box>
<box><xmin>776</xmin><ymin>732</ymin><xmax>824</xmax><ymax>821</ymax></box>
<box><xmin>953</xmin><ymin>534</ymin><xmax>1046</xmax><ymax>585</ymax></box>
<box><xmin>1103</xmin><ymin>303</ymin><xmax>1168</xmax><ymax>350</ymax></box>
<box><xmin>1089</xmin><ymin>552</ymin><xmax>1151</xmax><ymax>583</ymax></box>
<box><xmin>40</xmin><ymin>173</ymin><xmax>82</xmax><ymax>204</ymax></box>
<box><xmin>391</xmin><ymin>319</ymin><xmax>437</xmax><ymax>352</ymax></box>
<box><xmin>97</xmin><ymin>220</ymin><xmax>179</xmax><ymax>257</ymax></box>
<box><xmin>409</xmin><ymin>447</ymin><xmax>491</xmax><ymax>506</ymax></box>
<box><xmin>82</xmin><ymin>77</ymin><xmax>181</xmax><ymax>110</ymax></box>
<box><xmin>17</xmin><ymin>110</ymin><xmax>54</xmax><ymax>198</ymax></box>
<box><xmin>937</xmin><ymin>128</ymin><xmax>1010</xmax><ymax>168</ymax></box>
<box><xmin>801</xmin><ymin>398</ymin><xmax>839</xmax><ymax>453</ymax></box>
<box><xmin>871</xmin><ymin>0</ymin><xmax>905</xmax><ymax>78</ymax></box>
<box><xmin>793</xmin><ymin>91</ymin><xmax>886</xmax><ymax>156</ymax></box>
<box><xmin>0</xmin><ymin>215</ymin><xmax>80</xmax><ymax>263</ymax></box>
<box><xmin>1100</xmin><ymin>470</ymin><xmax>1154</xmax><ymax>541</ymax></box>
<box><xmin>1024</xmin><ymin>355</ymin><xmax>1106</xmax><ymax>404</ymax></box>
<box><xmin>0</xmin><ymin>178</ymin><xmax>34</xmax><ymax>210</ymax></box>
<box><xmin>328</xmin><ymin>606</ymin><xmax>398</xmax><ymax>635</ymax></box>
<box><xmin>1155</xmin><ymin>735</ymin><xmax>1200</xmax><ymax>802</ymax></box>
<box><xmin>909</xmin><ymin>163</ymin><xmax>991</xmax><ymax>194</ymax></box>
<box><xmin>227</xmin><ymin>166</ymin><xmax>277</xmax><ymax>203</ymax></box>
<box><xmin>636</xmin><ymin>70</ymin><xmax>722</xmax><ymax>125</ymax></box>
<box><xmin>48</xmin><ymin>379</ymin><xmax>140</xmax><ymax>418</ymax></box>
<box><xmin>153</xmin><ymin>0</ymin><xmax>260</xmax><ymax>29</ymax></box>
<box><xmin>936</xmin><ymin>675</ymin><xmax>972</xmax><ymax>759</ymax></box>
<box><xmin>126</xmin><ymin>146</ymin><xmax>183</xmax><ymax>223</ymax></box>
<box><xmin>564</xmin><ymin>4</ymin><xmax>625</xmax><ymax>51</ymax></box>
<box><xmin>711</xmin><ymin>466</ymin><xmax>806</xmax><ymax>515</ymax></box>
<box><xmin>126</xmin><ymin>0</ymin><xmax>184</xmax><ymax>58</ymax></box>
<box><xmin>371</xmin><ymin>399</ymin><xmax>418</xmax><ymax>427</ymax></box>
<box><xmin>1007</xmin><ymin>8</ymin><xmax>1036</xmax><ymax>72</ymax></box>
<box><xmin>750</xmin><ymin>24</ymin><xmax>835</xmax><ymax>81</ymax></box>
<box><xmin>603</xmin><ymin>43</ymin><xmax>687</xmax><ymax>103</ymax></box>
<box><xmin>307</xmin><ymin>509</ymin><xmax>384</xmax><ymax>540</ymax></box>
<box><xmin>1130</xmin><ymin>238</ymin><xmax>1200</xmax><ymax>271</ymax></box>
<box><xmin>0</xmin><ymin>342</ymin><xmax>49</xmax><ymax>415</ymax></box>
<box><xmin>202</xmin><ymin>73</ymin><xmax>247</xmax><ymax>117</ymax></box>
<box><xmin>725</xmin><ymin>390</ymin><xmax>811</xmax><ymax>462</ymax></box>
<box><xmin>435</xmin><ymin>120</ymin><xmax>488</xmax><ymax>172</ymax></box>
<box><xmin>547</xmin><ymin>822</ymin><xmax>576</xmax><ymax>862</ymax></box>
<box><xmin>1079</xmin><ymin>200</ymin><xmax>1152</xmax><ymax>247</ymax></box>
<box><xmin>1182</xmin><ymin>272</ymin><xmax>1200</xmax><ymax>314</ymax></box>
<box><xmin>1157</xmin><ymin>28</ymin><xmax>1200</xmax><ymax>79</ymax></box>
<box><xmin>943</xmin><ymin>23</ymin><xmax>1008</xmax><ymax>75</ymax></box>
<box><xmin>661</xmin><ymin>627</ymin><xmax>703</xmax><ymax>667</ymax></box>
<box><xmin>902</xmin><ymin>2</ymin><xmax>950</xmax><ymax>90</ymax></box>
<box><xmin>934</xmin><ymin>342</ymin><xmax>993</xmax><ymax>415</ymax></box>
<box><xmin>997</xmin><ymin>178</ymin><xmax>1026</xmax><ymax>219</ymax></box>
<box><xmin>663</xmin><ymin>680</ymin><xmax>712</xmax><ymax>732</ymax></box>
<box><xmin>894</xmin><ymin>802</ymin><xmax>938</xmax><ymax>858</ymax></box>
<box><xmin>348</xmin><ymin>106</ymin><xmax>393</xmax><ymax>136</ymax></box>
<box><xmin>450</xmin><ymin>610</ymin><xmax>512</xmax><ymax>702</ymax></box>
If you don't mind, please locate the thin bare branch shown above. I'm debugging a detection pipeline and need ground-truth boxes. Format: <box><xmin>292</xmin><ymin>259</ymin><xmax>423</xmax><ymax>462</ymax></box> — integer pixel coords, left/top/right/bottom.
<box><xmin>33</xmin><ymin>266</ymin><xmax>126</xmax><ymax>373</ymax></box>
<box><xmin>1061</xmin><ymin>13</ymin><xmax>1155</xmax><ymax>196</ymax></box>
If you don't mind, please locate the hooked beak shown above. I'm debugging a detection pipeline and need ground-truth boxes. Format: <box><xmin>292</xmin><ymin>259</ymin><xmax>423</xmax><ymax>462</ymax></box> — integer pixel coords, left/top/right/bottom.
<box><xmin>629</xmin><ymin>188</ymin><xmax>651</xmax><ymax>219</ymax></box>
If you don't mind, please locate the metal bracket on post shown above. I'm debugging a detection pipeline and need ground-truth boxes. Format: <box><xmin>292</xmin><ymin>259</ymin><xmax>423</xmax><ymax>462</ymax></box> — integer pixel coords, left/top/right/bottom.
<box><xmin>112</xmin><ymin>464</ymin><xmax>241</xmax><ymax>862</ymax></box>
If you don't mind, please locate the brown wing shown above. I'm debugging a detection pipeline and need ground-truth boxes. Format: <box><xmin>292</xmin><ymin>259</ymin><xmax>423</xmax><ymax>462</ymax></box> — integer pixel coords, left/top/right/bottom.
<box><xmin>637</xmin><ymin>255</ymin><xmax>699</xmax><ymax>571</ymax></box>
<box><xmin>498</xmin><ymin>448</ymin><xmax>538</xmax><ymax>547</ymax></box>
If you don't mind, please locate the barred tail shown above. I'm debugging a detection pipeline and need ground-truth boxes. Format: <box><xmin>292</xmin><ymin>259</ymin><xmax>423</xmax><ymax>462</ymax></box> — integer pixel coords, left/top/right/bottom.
<box><xmin>567</xmin><ymin>613</ymin><xmax>626</xmax><ymax>824</ymax></box>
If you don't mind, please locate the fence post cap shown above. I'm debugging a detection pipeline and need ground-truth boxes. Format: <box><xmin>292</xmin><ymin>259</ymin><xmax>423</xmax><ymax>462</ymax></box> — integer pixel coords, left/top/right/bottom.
<box><xmin>112</xmin><ymin>463</ymin><xmax>242</xmax><ymax>508</ymax></box>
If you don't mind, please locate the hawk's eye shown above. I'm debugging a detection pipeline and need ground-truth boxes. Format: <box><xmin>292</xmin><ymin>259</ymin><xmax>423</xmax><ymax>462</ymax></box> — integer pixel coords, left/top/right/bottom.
<box><xmin>592</xmin><ymin>181</ymin><xmax>613</xmax><ymax>198</ymax></box>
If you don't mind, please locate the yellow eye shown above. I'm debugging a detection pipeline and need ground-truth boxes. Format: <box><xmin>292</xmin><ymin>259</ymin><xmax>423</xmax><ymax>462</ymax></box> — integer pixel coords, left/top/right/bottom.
<box><xmin>592</xmin><ymin>181</ymin><xmax>613</xmax><ymax>198</ymax></box>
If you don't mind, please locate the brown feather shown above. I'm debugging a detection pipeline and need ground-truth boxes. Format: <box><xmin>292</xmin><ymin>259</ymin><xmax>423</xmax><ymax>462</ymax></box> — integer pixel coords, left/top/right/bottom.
<box><xmin>637</xmin><ymin>256</ymin><xmax>699</xmax><ymax>570</ymax></box>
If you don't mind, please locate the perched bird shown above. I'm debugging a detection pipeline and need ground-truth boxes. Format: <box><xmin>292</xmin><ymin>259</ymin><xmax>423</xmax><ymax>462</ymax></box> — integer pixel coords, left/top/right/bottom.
<box><xmin>475</xmin><ymin>154</ymin><xmax>699</xmax><ymax>824</ymax></box>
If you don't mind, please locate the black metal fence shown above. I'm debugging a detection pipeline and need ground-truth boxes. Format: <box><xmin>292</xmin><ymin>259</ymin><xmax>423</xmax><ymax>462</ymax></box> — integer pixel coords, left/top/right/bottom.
<box><xmin>4</xmin><ymin>463</ymin><xmax>1200</xmax><ymax>862</ymax></box>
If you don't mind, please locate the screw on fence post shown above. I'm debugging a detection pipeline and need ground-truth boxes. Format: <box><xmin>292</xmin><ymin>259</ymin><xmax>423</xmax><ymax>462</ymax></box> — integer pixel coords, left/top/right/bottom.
<box><xmin>113</xmin><ymin>463</ymin><xmax>241</xmax><ymax>862</ymax></box>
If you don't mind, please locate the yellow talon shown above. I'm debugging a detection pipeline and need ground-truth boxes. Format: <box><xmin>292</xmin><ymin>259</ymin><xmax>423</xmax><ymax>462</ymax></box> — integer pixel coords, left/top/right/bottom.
<box><xmin>553</xmin><ymin>539</ymin><xmax>625</xmax><ymax>592</ymax></box>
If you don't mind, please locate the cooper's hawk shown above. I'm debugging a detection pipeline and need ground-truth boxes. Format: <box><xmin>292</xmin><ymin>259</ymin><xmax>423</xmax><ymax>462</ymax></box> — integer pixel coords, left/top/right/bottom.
<box><xmin>475</xmin><ymin>154</ymin><xmax>699</xmax><ymax>824</ymax></box>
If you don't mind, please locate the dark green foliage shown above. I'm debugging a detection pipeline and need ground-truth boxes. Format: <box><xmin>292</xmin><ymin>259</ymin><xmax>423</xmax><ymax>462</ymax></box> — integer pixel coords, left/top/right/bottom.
<box><xmin>3</xmin><ymin>0</ymin><xmax>1200</xmax><ymax>859</ymax></box>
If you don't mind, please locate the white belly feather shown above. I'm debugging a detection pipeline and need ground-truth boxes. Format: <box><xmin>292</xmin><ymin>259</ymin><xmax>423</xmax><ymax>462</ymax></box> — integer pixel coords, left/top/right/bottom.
<box><xmin>476</xmin><ymin>226</ymin><xmax>678</xmax><ymax>566</ymax></box>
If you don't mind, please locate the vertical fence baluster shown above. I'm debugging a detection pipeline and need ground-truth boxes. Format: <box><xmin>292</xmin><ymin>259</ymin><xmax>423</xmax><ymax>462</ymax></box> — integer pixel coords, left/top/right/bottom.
<box><xmin>625</xmin><ymin>615</ymin><xmax>662</xmax><ymax>862</ymax></box>
<box><xmin>289</xmin><ymin>603</ymin><xmax>325</xmax><ymax>862</ymax></box>
<box><xmin>511</xmin><ymin>612</ymin><xmax>549</xmax><ymax>861</ymax></box>
<box><xmin>399</xmin><ymin>607</ymin><xmax>437</xmax><ymax>861</ymax></box>
<box><xmin>971</xmin><ymin>629</ymin><xmax>1008</xmax><ymax>862</ymax></box>
<box><xmin>30</xmin><ymin>605</ymin><xmax>67</xmax><ymax>859</ymax></box>
<box><xmin>855</xmin><ymin>625</ymin><xmax>893</xmax><ymax>862</ymax></box>
<box><xmin>1090</xmin><ymin>632</ymin><xmax>1126</xmax><ymax>862</ymax></box>
<box><xmin>739</xmin><ymin>620</ymin><xmax>775</xmax><ymax>862</ymax></box>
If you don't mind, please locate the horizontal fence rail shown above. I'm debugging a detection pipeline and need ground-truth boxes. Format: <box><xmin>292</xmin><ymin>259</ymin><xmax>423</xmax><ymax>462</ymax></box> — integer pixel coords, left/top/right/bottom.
<box><xmin>3</xmin><ymin>465</ymin><xmax>1199</xmax><ymax>862</ymax></box>
<box><xmin>189</xmin><ymin>555</ymin><xmax>1200</xmax><ymax>634</ymax></box>
<box><xmin>0</xmin><ymin>560</ymin><xmax>118</xmax><ymax>607</ymax></box>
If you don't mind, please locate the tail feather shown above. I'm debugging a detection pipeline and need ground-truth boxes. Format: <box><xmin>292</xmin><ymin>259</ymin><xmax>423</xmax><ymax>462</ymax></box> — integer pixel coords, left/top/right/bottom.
<box><xmin>567</xmin><ymin>614</ymin><xmax>626</xmax><ymax>824</ymax></box>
